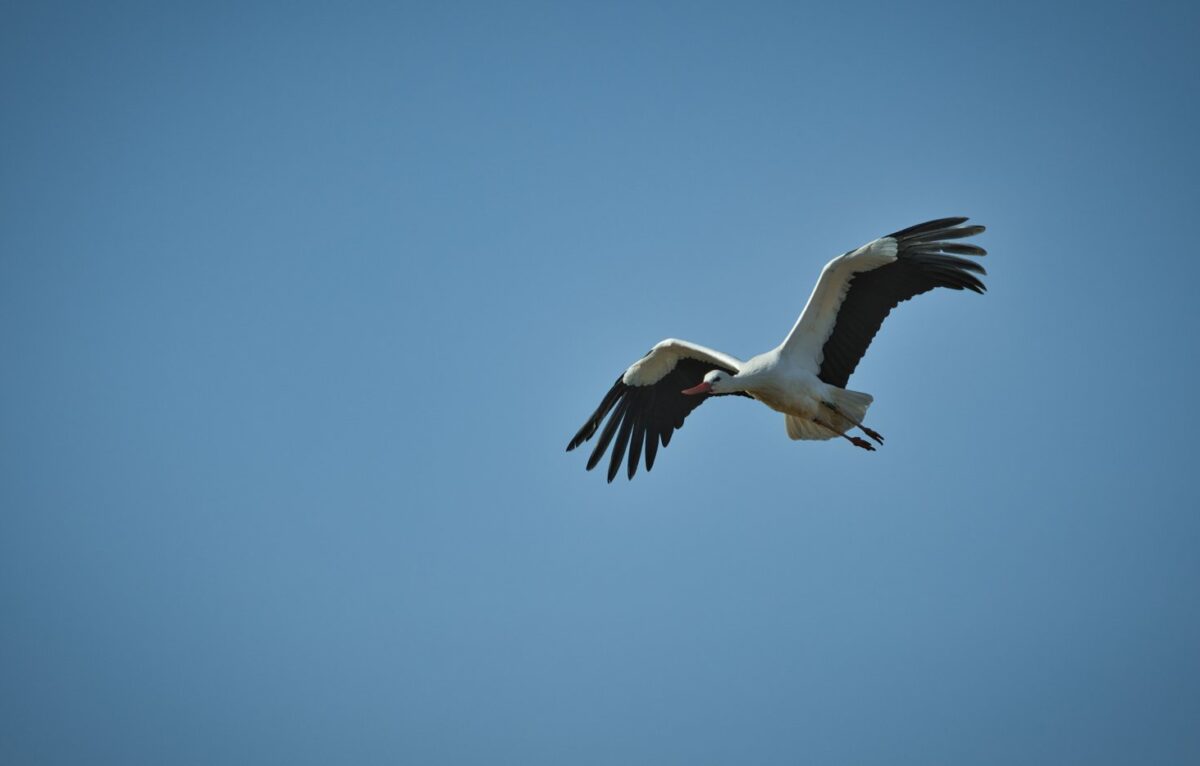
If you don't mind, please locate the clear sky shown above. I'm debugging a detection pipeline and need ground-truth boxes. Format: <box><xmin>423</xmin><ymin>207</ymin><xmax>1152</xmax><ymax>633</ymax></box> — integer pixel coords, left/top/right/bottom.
<box><xmin>3</xmin><ymin>1</ymin><xmax>1199</xmax><ymax>764</ymax></box>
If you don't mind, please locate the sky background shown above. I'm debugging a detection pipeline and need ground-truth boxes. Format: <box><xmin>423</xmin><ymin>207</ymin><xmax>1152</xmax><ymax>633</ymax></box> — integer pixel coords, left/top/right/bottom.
<box><xmin>3</xmin><ymin>1</ymin><xmax>1199</xmax><ymax>764</ymax></box>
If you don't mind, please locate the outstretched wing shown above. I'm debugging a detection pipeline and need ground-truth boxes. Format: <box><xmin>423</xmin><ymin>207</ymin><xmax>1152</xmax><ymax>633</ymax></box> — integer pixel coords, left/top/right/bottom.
<box><xmin>566</xmin><ymin>339</ymin><xmax>744</xmax><ymax>481</ymax></box>
<box><xmin>779</xmin><ymin>217</ymin><xmax>987</xmax><ymax>387</ymax></box>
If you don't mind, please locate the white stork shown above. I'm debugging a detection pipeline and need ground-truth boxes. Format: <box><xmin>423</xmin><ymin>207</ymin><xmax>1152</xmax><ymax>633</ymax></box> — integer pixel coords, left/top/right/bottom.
<box><xmin>566</xmin><ymin>217</ymin><xmax>988</xmax><ymax>481</ymax></box>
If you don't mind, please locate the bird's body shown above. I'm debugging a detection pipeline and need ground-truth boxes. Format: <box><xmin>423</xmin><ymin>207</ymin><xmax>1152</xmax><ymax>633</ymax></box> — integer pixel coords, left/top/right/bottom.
<box><xmin>732</xmin><ymin>352</ymin><xmax>824</xmax><ymax>417</ymax></box>
<box><xmin>567</xmin><ymin>217</ymin><xmax>988</xmax><ymax>481</ymax></box>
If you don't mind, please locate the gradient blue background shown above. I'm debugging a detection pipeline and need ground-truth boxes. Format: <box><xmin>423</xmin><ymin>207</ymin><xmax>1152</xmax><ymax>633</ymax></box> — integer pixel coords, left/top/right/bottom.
<box><xmin>3</xmin><ymin>2</ymin><xmax>1199</xmax><ymax>763</ymax></box>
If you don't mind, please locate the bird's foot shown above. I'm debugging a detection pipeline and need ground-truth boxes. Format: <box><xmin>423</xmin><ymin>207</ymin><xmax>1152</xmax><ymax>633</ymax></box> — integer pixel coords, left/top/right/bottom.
<box><xmin>849</xmin><ymin>436</ymin><xmax>876</xmax><ymax>452</ymax></box>
<box><xmin>860</xmin><ymin>425</ymin><xmax>884</xmax><ymax>445</ymax></box>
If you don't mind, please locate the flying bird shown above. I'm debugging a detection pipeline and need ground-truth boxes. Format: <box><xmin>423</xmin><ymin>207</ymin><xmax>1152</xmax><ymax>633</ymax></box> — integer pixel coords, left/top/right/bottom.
<box><xmin>566</xmin><ymin>217</ymin><xmax>988</xmax><ymax>481</ymax></box>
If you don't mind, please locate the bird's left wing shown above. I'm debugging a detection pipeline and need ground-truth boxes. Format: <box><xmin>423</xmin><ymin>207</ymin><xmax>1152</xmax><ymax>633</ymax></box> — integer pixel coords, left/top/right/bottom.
<box><xmin>778</xmin><ymin>217</ymin><xmax>987</xmax><ymax>386</ymax></box>
<box><xmin>566</xmin><ymin>339</ymin><xmax>743</xmax><ymax>481</ymax></box>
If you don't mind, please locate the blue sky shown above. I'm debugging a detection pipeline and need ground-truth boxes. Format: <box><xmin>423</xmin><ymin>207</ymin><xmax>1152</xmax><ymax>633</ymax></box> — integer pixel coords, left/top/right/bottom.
<box><xmin>3</xmin><ymin>1</ymin><xmax>1199</xmax><ymax>763</ymax></box>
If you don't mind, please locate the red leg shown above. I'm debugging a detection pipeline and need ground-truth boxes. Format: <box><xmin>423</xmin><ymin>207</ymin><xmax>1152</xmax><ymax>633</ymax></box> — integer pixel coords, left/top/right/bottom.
<box><xmin>847</xmin><ymin>435</ymin><xmax>876</xmax><ymax>452</ymax></box>
<box><xmin>822</xmin><ymin>401</ymin><xmax>884</xmax><ymax>445</ymax></box>
<box><xmin>815</xmin><ymin>417</ymin><xmax>877</xmax><ymax>452</ymax></box>
<box><xmin>859</xmin><ymin>424</ymin><xmax>884</xmax><ymax>445</ymax></box>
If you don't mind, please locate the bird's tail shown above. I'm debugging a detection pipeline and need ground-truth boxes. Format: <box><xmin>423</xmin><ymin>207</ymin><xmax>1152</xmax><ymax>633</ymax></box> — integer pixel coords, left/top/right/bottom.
<box><xmin>784</xmin><ymin>388</ymin><xmax>874</xmax><ymax>441</ymax></box>
<box><xmin>828</xmin><ymin>388</ymin><xmax>873</xmax><ymax>428</ymax></box>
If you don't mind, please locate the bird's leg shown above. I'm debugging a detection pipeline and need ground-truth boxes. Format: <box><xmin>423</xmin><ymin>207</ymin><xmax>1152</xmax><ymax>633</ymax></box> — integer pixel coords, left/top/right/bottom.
<box><xmin>812</xmin><ymin>417</ymin><xmax>876</xmax><ymax>452</ymax></box>
<box><xmin>821</xmin><ymin>401</ymin><xmax>884</xmax><ymax>445</ymax></box>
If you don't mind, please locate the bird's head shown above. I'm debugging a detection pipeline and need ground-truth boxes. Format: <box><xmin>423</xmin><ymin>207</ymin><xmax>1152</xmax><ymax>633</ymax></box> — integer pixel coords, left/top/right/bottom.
<box><xmin>681</xmin><ymin>369</ymin><xmax>735</xmax><ymax>396</ymax></box>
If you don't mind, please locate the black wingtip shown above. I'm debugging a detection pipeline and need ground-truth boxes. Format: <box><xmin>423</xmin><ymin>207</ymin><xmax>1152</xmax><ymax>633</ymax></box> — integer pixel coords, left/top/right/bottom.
<box><xmin>569</xmin><ymin>353</ymin><xmax>738</xmax><ymax>482</ymax></box>
<box><xmin>887</xmin><ymin>216</ymin><xmax>969</xmax><ymax>239</ymax></box>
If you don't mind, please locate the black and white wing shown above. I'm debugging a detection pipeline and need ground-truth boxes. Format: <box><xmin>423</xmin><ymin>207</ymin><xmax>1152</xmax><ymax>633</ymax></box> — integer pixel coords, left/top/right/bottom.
<box><xmin>566</xmin><ymin>339</ymin><xmax>744</xmax><ymax>481</ymax></box>
<box><xmin>780</xmin><ymin>217</ymin><xmax>987</xmax><ymax>387</ymax></box>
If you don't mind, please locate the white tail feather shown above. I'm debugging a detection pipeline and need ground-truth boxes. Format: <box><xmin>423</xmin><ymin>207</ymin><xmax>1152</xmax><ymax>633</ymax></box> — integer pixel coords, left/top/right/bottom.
<box><xmin>786</xmin><ymin>415</ymin><xmax>836</xmax><ymax>440</ymax></box>
<box><xmin>784</xmin><ymin>388</ymin><xmax>874</xmax><ymax>441</ymax></box>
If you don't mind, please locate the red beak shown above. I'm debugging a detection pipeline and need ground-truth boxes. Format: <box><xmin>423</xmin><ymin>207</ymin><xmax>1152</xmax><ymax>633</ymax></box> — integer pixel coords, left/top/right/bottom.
<box><xmin>681</xmin><ymin>381</ymin><xmax>713</xmax><ymax>395</ymax></box>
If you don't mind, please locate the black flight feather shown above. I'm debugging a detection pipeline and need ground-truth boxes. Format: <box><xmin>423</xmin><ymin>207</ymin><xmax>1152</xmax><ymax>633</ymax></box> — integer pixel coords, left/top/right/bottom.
<box><xmin>566</xmin><ymin>354</ymin><xmax>744</xmax><ymax>481</ymax></box>
<box><xmin>815</xmin><ymin>217</ymin><xmax>988</xmax><ymax>388</ymax></box>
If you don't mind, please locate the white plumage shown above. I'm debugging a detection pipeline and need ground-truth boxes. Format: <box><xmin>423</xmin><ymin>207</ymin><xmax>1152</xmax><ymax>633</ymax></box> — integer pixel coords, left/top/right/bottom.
<box><xmin>567</xmin><ymin>217</ymin><xmax>988</xmax><ymax>481</ymax></box>
<box><xmin>621</xmin><ymin>339</ymin><xmax>742</xmax><ymax>387</ymax></box>
<box><xmin>780</xmin><ymin>236</ymin><xmax>899</xmax><ymax>372</ymax></box>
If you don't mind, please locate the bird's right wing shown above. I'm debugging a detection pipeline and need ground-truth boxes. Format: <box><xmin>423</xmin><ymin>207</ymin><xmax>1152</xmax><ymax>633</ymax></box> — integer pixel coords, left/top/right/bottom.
<box><xmin>778</xmin><ymin>217</ymin><xmax>987</xmax><ymax>387</ymax></box>
<box><xmin>566</xmin><ymin>339</ymin><xmax>743</xmax><ymax>482</ymax></box>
